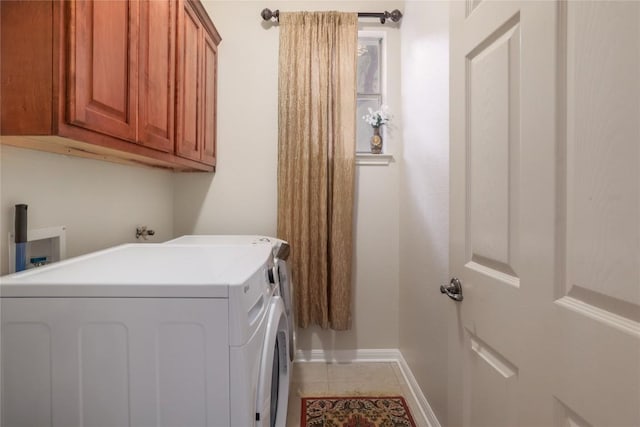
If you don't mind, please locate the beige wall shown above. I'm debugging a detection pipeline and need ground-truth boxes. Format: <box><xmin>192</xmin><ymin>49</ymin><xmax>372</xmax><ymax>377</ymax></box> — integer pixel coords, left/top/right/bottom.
<box><xmin>175</xmin><ymin>0</ymin><xmax>403</xmax><ymax>350</ymax></box>
<box><xmin>399</xmin><ymin>1</ymin><xmax>450</xmax><ymax>424</ymax></box>
<box><xmin>0</xmin><ymin>2</ymin><xmax>453</xmax><ymax>420</ymax></box>
<box><xmin>0</xmin><ymin>4</ymin><xmax>451</xmax><ymax>386</ymax></box>
<box><xmin>0</xmin><ymin>145</ymin><xmax>173</xmax><ymax>275</ymax></box>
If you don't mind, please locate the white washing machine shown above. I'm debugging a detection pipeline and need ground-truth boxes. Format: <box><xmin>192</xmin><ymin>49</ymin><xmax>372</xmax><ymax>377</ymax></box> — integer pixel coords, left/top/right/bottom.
<box><xmin>166</xmin><ymin>235</ymin><xmax>296</xmax><ymax>363</ymax></box>
<box><xmin>0</xmin><ymin>243</ymin><xmax>290</xmax><ymax>427</ymax></box>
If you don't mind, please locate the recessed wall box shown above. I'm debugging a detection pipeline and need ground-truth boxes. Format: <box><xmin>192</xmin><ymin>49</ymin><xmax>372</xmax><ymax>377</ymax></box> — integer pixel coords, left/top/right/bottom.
<box><xmin>8</xmin><ymin>226</ymin><xmax>66</xmax><ymax>273</ymax></box>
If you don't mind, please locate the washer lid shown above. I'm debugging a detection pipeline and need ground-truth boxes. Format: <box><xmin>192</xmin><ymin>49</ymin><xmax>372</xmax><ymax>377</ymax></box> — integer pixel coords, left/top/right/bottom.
<box><xmin>0</xmin><ymin>244</ymin><xmax>273</xmax><ymax>298</ymax></box>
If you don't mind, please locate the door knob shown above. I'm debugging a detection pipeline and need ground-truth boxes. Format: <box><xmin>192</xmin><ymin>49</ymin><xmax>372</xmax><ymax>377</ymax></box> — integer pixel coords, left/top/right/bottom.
<box><xmin>440</xmin><ymin>277</ymin><xmax>463</xmax><ymax>302</ymax></box>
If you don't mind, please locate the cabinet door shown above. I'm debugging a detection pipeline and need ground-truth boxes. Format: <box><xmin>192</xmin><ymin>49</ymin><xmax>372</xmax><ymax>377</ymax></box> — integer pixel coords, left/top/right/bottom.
<box><xmin>201</xmin><ymin>31</ymin><xmax>218</xmax><ymax>166</ymax></box>
<box><xmin>67</xmin><ymin>0</ymin><xmax>138</xmax><ymax>142</ymax></box>
<box><xmin>176</xmin><ymin>0</ymin><xmax>202</xmax><ymax>162</ymax></box>
<box><xmin>139</xmin><ymin>0</ymin><xmax>175</xmax><ymax>153</ymax></box>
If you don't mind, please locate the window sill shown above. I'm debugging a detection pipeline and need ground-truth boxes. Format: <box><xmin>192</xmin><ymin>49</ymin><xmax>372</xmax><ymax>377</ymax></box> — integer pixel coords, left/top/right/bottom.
<box><xmin>355</xmin><ymin>153</ymin><xmax>394</xmax><ymax>166</ymax></box>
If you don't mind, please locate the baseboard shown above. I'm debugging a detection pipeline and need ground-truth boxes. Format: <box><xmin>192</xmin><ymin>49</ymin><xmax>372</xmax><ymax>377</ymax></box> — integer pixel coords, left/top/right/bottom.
<box><xmin>395</xmin><ymin>352</ymin><xmax>442</xmax><ymax>427</ymax></box>
<box><xmin>294</xmin><ymin>348</ymin><xmax>441</xmax><ymax>427</ymax></box>
<box><xmin>294</xmin><ymin>348</ymin><xmax>401</xmax><ymax>363</ymax></box>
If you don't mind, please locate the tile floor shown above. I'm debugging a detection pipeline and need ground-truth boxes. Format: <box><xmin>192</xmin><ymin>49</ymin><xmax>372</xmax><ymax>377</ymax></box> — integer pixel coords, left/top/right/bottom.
<box><xmin>286</xmin><ymin>362</ymin><xmax>427</xmax><ymax>427</ymax></box>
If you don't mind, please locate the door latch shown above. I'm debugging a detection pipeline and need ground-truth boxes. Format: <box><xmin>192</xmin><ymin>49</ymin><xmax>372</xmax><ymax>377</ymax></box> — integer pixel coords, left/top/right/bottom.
<box><xmin>440</xmin><ymin>277</ymin><xmax>463</xmax><ymax>302</ymax></box>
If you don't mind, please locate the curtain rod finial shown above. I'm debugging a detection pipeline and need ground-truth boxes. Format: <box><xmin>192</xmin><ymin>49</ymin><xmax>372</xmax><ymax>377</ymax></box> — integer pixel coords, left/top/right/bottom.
<box><xmin>261</xmin><ymin>8</ymin><xmax>279</xmax><ymax>22</ymax></box>
<box><xmin>386</xmin><ymin>9</ymin><xmax>403</xmax><ymax>23</ymax></box>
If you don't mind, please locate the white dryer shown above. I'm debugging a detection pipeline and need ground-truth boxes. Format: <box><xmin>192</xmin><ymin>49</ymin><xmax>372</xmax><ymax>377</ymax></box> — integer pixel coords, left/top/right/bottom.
<box><xmin>0</xmin><ymin>243</ymin><xmax>290</xmax><ymax>427</ymax></box>
<box><xmin>166</xmin><ymin>235</ymin><xmax>296</xmax><ymax>363</ymax></box>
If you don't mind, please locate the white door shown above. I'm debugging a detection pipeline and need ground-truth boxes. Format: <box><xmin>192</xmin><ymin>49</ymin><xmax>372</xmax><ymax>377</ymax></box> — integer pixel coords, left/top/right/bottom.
<box><xmin>449</xmin><ymin>1</ymin><xmax>640</xmax><ymax>426</ymax></box>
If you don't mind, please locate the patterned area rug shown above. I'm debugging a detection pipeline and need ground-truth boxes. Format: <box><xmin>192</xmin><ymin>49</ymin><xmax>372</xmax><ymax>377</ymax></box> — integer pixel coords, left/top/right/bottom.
<box><xmin>301</xmin><ymin>396</ymin><xmax>416</xmax><ymax>427</ymax></box>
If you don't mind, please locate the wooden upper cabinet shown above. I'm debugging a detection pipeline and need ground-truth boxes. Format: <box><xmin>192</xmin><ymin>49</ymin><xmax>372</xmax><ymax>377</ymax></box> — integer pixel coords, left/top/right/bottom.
<box><xmin>0</xmin><ymin>0</ymin><xmax>219</xmax><ymax>172</ymax></box>
<box><xmin>139</xmin><ymin>0</ymin><xmax>176</xmax><ymax>153</ymax></box>
<box><xmin>201</xmin><ymin>31</ymin><xmax>218</xmax><ymax>165</ymax></box>
<box><xmin>69</xmin><ymin>0</ymin><xmax>178</xmax><ymax>152</ymax></box>
<box><xmin>67</xmin><ymin>0</ymin><xmax>138</xmax><ymax>142</ymax></box>
<box><xmin>176</xmin><ymin>0</ymin><xmax>220</xmax><ymax>166</ymax></box>
<box><xmin>176</xmin><ymin>0</ymin><xmax>202</xmax><ymax>162</ymax></box>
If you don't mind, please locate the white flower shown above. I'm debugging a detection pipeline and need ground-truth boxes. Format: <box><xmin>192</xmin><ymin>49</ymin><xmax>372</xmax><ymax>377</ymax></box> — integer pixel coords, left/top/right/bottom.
<box><xmin>362</xmin><ymin>105</ymin><xmax>392</xmax><ymax>128</ymax></box>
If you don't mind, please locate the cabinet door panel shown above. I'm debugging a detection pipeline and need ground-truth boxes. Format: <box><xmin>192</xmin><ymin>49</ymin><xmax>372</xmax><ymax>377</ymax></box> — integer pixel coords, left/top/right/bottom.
<box><xmin>67</xmin><ymin>0</ymin><xmax>137</xmax><ymax>141</ymax></box>
<box><xmin>176</xmin><ymin>1</ymin><xmax>201</xmax><ymax>161</ymax></box>
<box><xmin>0</xmin><ymin>0</ymin><xmax>53</xmax><ymax>134</ymax></box>
<box><xmin>201</xmin><ymin>32</ymin><xmax>217</xmax><ymax>166</ymax></box>
<box><xmin>139</xmin><ymin>0</ymin><xmax>175</xmax><ymax>153</ymax></box>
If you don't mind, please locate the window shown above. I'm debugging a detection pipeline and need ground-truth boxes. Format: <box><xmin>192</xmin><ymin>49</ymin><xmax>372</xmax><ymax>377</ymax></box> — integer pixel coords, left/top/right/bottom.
<box><xmin>356</xmin><ymin>34</ymin><xmax>384</xmax><ymax>153</ymax></box>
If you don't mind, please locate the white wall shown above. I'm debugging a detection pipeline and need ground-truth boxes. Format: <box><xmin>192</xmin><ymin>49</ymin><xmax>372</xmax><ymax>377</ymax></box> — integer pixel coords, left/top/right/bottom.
<box><xmin>399</xmin><ymin>1</ymin><xmax>450</xmax><ymax>424</ymax></box>
<box><xmin>175</xmin><ymin>0</ymin><xmax>403</xmax><ymax>350</ymax></box>
<box><xmin>0</xmin><ymin>145</ymin><xmax>174</xmax><ymax>275</ymax></box>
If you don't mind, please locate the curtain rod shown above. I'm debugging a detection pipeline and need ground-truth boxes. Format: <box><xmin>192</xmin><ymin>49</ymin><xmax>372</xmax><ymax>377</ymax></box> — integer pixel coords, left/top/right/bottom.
<box><xmin>260</xmin><ymin>8</ymin><xmax>403</xmax><ymax>24</ymax></box>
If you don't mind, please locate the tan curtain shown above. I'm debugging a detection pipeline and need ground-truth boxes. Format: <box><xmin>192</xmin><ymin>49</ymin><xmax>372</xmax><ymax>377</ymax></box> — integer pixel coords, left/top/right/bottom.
<box><xmin>277</xmin><ymin>12</ymin><xmax>357</xmax><ymax>331</ymax></box>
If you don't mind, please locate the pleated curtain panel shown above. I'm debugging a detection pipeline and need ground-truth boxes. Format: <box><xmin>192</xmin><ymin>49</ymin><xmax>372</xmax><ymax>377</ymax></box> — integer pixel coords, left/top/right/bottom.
<box><xmin>277</xmin><ymin>12</ymin><xmax>357</xmax><ymax>331</ymax></box>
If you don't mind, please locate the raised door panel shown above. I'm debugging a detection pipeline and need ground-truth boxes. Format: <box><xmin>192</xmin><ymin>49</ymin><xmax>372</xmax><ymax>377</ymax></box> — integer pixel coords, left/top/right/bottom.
<box><xmin>563</xmin><ymin>0</ymin><xmax>639</xmax><ymax>306</ymax></box>
<box><xmin>201</xmin><ymin>31</ymin><xmax>217</xmax><ymax>166</ymax></box>
<box><xmin>67</xmin><ymin>0</ymin><xmax>138</xmax><ymax>142</ymax></box>
<box><xmin>176</xmin><ymin>0</ymin><xmax>202</xmax><ymax>162</ymax></box>
<box><xmin>139</xmin><ymin>0</ymin><xmax>175</xmax><ymax>153</ymax></box>
<box><xmin>467</xmin><ymin>17</ymin><xmax>521</xmax><ymax>285</ymax></box>
<box><xmin>553</xmin><ymin>2</ymin><xmax>640</xmax><ymax>425</ymax></box>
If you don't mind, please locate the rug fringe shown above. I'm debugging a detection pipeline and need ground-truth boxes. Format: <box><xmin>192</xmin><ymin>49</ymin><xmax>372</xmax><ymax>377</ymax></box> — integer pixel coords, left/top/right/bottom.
<box><xmin>296</xmin><ymin>389</ymin><xmax>404</xmax><ymax>397</ymax></box>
